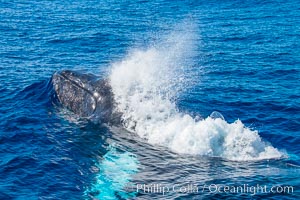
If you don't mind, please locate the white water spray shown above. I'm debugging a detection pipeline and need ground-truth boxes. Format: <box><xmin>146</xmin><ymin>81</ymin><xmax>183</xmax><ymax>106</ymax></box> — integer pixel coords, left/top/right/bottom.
<box><xmin>109</xmin><ymin>24</ymin><xmax>283</xmax><ymax>161</ymax></box>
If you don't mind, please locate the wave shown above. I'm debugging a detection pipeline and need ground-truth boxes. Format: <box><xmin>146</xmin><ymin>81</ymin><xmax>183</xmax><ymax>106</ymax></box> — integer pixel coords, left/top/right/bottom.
<box><xmin>109</xmin><ymin>23</ymin><xmax>283</xmax><ymax>161</ymax></box>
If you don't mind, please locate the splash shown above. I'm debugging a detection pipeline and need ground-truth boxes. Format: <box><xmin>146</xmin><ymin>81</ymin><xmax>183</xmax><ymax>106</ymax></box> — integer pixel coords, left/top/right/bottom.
<box><xmin>109</xmin><ymin>23</ymin><xmax>283</xmax><ymax>161</ymax></box>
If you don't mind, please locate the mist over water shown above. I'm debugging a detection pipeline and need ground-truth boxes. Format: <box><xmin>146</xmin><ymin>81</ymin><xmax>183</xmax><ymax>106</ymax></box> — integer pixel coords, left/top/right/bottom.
<box><xmin>109</xmin><ymin>23</ymin><xmax>283</xmax><ymax>161</ymax></box>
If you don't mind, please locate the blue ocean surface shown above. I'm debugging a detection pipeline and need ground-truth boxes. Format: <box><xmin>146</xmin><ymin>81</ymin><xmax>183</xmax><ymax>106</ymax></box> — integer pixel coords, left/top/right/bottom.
<box><xmin>0</xmin><ymin>0</ymin><xmax>299</xmax><ymax>199</ymax></box>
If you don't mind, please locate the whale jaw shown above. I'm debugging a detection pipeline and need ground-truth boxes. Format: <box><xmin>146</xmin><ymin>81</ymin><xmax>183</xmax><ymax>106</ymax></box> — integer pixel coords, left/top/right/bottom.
<box><xmin>52</xmin><ymin>70</ymin><xmax>120</xmax><ymax>124</ymax></box>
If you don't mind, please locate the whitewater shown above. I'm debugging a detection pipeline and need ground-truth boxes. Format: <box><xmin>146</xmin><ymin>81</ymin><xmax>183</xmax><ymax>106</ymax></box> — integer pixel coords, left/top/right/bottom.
<box><xmin>109</xmin><ymin>26</ymin><xmax>283</xmax><ymax>161</ymax></box>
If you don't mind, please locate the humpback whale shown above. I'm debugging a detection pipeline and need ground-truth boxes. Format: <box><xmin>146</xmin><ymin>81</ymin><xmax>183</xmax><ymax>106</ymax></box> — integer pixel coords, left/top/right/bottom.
<box><xmin>52</xmin><ymin>70</ymin><xmax>121</xmax><ymax>124</ymax></box>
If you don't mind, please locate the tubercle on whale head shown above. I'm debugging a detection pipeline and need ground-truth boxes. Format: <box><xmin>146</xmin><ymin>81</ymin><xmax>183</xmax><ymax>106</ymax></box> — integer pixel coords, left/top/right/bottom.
<box><xmin>52</xmin><ymin>70</ymin><xmax>121</xmax><ymax>124</ymax></box>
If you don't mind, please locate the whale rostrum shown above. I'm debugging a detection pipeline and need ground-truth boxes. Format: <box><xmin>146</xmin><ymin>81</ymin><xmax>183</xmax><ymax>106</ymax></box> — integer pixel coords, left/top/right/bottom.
<box><xmin>52</xmin><ymin>70</ymin><xmax>121</xmax><ymax>124</ymax></box>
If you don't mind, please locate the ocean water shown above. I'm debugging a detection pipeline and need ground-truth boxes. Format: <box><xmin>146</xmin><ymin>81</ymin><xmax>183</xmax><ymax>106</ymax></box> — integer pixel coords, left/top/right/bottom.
<box><xmin>0</xmin><ymin>0</ymin><xmax>299</xmax><ymax>199</ymax></box>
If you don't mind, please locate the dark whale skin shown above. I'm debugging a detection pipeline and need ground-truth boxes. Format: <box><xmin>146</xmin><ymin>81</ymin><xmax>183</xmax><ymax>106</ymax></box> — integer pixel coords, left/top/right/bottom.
<box><xmin>52</xmin><ymin>70</ymin><xmax>121</xmax><ymax>124</ymax></box>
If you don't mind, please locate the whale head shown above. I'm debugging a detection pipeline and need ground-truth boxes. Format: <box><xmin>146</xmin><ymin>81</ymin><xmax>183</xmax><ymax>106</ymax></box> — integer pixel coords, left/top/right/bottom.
<box><xmin>52</xmin><ymin>70</ymin><xmax>120</xmax><ymax>124</ymax></box>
